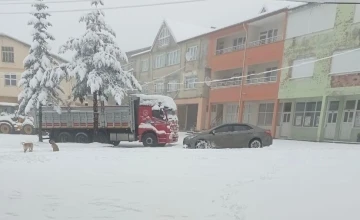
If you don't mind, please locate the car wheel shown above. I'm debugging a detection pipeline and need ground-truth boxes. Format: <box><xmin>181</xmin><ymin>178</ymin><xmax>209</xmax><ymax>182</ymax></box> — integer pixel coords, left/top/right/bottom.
<box><xmin>142</xmin><ymin>133</ymin><xmax>157</xmax><ymax>147</ymax></box>
<box><xmin>0</xmin><ymin>123</ymin><xmax>12</xmax><ymax>134</ymax></box>
<box><xmin>249</xmin><ymin>139</ymin><xmax>262</xmax><ymax>148</ymax></box>
<box><xmin>195</xmin><ymin>140</ymin><xmax>212</xmax><ymax>149</ymax></box>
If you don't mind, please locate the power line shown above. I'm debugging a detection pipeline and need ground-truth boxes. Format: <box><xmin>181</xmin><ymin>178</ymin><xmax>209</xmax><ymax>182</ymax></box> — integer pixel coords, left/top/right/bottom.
<box><xmin>0</xmin><ymin>0</ymin><xmax>208</xmax><ymax>14</ymax></box>
<box><xmin>0</xmin><ymin>0</ymin><xmax>92</xmax><ymax>5</ymax></box>
<box><xmin>141</xmin><ymin>46</ymin><xmax>360</xmax><ymax>86</ymax></box>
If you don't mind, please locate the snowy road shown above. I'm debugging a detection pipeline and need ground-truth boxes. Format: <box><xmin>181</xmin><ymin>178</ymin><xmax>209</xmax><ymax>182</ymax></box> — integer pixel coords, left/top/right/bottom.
<box><xmin>1</xmin><ymin>133</ymin><xmax>360</xmax><ymax>220</ymax></box>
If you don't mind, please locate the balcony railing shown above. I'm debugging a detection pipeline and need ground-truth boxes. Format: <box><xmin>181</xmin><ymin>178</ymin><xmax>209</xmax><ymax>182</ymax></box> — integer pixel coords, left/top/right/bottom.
<box><xmin>246</xmin><ymin>75</ymin><xmax>277</xmax><ymax>85</ymax></box>
<box><xmin>216</xmin><ymin>44</ymin><xmax>245</xmax><ymax>55</ymax></box>
<box><xmin>247</xmin><ymin>35</ymin><xmax>283</xmax><ymax>48</ymax></box>
<box><xmin>211</xmin><ymin>78</ymin><xmax>242</xmax><ymax>89</ymax></box>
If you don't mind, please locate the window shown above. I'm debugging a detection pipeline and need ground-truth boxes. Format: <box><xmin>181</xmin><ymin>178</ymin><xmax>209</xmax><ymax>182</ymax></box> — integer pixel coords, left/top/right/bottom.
<box><xmin>216</xmin><ymin>41</ymin><xmax>225</xmax><ymax>54</ymax></box>
<box><xmin>246</xmin><ymin>71</ymin><xmax>256</xmax><ymax>84</ymax></box>
<box><xmin>154</xmin><ymin>82</ymin><xmax>164</xmax><ymax>94</ymax></box>
<box><xmin>2</xmin><ymin>47</ymin><xmax>14</xmax><ymax>63</ymax></box>
<box><xmin>167</xmin><ymin>80</ymin><xmax>179</xmax><ymax>92</ymax></box>
<box><xmin>184</xmin><ymin>75</ymin><xmax>197</xmax><ymax>89</ymax></box>
<box><xmin>214</xmin><ymin>125</ymin><xmax>231</xmax><ymax>133</ymax></box>
<box><xmin>158</xmin><ymin>27</ymin><xmax>170</xmax><ymax>47</ymax></box>
<box><xmin>355</xmin><ymin>101</ymin><xmax>360</xmax><ymax>127</ymax></box>
<box><xmin>154</xmin><ymin>54</ymin><xmax>166</xmax><ymax>69</ymax></box>
<box><xmin>258</xmin><ymin>103</ymin><xmax>274</xmax><ymax>126</ymax></box>
<box><xmin>330</xmin><ymin>49</ymin><xmax>360</xmax><ymax>74</ymax></box>
<box><xmin>259</xmin><ymin>29</ymin><xmax>278</xmax><ymax>44</ymax></box>
<box><xmin>291</xmin><ymin>57</ymin><xmax>316</xmax><ymax>78</ymax></box>
<box><xmin>4</xmin><ymin>74</ymin><xmax>16</xmax><ymax>86</ymax></box>
<box><xmin>265</xmin><ymin>67</ymin><xmax>277</xmax><ymax>82</ymax></box>
<box><xmin>141</xmin><ymin>59</ymin><xmax>149</xmax><ymax>72</ymax></box>
<box><xmin>233</xmin><ymin>37</ymin><xmax>246</xmax><ymax>50</ymax></box>
<box><xmin>167</xmin><ymin>50</ymin><xmax>180</xmax><ymax>66</ymax></box>
<box><xmin>233</xmin><ymin>124</ymin><xmax>252</xmax><ymax>131</ymax></box>
<box><xmin>186</xmin><ymin>46</ymin><xmax>198</xmax><ymax>61</ymax></box>
<box><xmin>293</xmin><ymin>101</ymin><xmax>322</xmax><ymax>127</ymax></box>
<box><xmin>224</xmin><ymin>104</ymin><xmax>239</xmax><ymax>123</ymax></box>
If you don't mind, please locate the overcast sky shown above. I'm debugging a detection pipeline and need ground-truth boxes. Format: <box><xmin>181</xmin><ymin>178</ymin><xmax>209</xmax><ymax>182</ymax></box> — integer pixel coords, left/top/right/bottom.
<box><xmin>0</xmin><ymin>0</ymin><xmax>278</xmax><ymax>60</ymax></box>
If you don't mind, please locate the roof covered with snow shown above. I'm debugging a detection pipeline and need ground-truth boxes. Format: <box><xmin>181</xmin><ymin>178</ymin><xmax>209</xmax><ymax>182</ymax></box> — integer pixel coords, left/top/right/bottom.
<box><xmin>0</xmin><ymin>33</ymin><xmax>68</xmax><ymax>63</ymax></box>
<box><xmin>259</xmin><ymin>1</ymin><xmax>306</xmax><ymax>14</ymax></box>
<box><xmin>0</xmin><ymin>102</ymin><xmax>18</xmax><ymax>107</ymax></box>
<box><xmin>134</xmin><ymin>94</ymin><xmax>177</xmax><ymax>110</ymax></box>
<box><xmin>164</xmin><ymin>19</ymin><xmax>214</xmax><ymax>43</ymax></box>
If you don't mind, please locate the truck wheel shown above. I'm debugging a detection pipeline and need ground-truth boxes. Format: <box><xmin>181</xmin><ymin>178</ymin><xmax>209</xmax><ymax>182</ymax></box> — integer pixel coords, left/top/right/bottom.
<box><xmin>75</xmin><ymin>132</ymin><xmax>89</xmax><ymax>143</ymax></box>
<box><xmin>22</xmin><ymin>124</ymin><xmax>34</xmax><ymax>135</ymax></box>
<box><xmin>142</xmin><ymin>133</ymin><xmax>158</xmax><ymax>147</ymax></box>
<box><xmin>0</xmin><ymin>123</ymin><xmax>12</xmax><ymax>134</ymax></box>
<box><xmin>57</xmin><ymin>132</ymin><xmax>72</xmax><ymax>143</ymax></box>
<box><xmin>111</xmin><ymin>141</ymin><xmax>120</xmax><ymax>147</ymax></box>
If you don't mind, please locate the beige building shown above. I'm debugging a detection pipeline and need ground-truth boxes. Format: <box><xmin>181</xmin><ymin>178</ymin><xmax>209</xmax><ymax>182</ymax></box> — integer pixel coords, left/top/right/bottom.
<box><xmin>0</xmin><ymin>33</ymin><xmax>77</xmax><ymax>108</ymax></box>
<box><xmin>128</xmin><ymin>20</ymin><xmax>213</xmax><ymax>131</ymax></box>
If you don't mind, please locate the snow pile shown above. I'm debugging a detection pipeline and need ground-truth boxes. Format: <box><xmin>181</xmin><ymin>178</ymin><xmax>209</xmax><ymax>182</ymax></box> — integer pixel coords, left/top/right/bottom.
<box><xmin>1</xmin><ymin>135</ymin><xmax>360</xmax><ymax>219</ymax></box>
<box><xmin>139</xmin><ymin>122</ymin><xmax>166</xmax><ymax>134</ymax></box>
<box><xmin>135</xmin><ymin>94</ymin><xmax>177</xmax><ymax>110</ymax></box>
<box><xmin>59</xmin><ymin>0</ymin><xmax>141</xmax><ymax>106</ymax></box>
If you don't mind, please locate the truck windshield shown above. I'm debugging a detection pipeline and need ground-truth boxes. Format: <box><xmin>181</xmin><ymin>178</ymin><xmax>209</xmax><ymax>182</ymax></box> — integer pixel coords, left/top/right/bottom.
<box><xmin>152</xmin><ymin>108</ymin><xmax>166</xmax><ymax>121</ymax></box>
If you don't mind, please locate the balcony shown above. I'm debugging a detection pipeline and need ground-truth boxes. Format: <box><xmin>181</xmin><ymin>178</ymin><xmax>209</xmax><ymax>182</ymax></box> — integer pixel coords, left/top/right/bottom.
<box><xmin>215</xmin><ymin>32</ymin><xmax>246</xmax><ymax>55</ymax></box>
<box><xmin>247</xmin><ymin>35</ymin><xmax>283</xmax><ymax>48</ymax></box>
<box><xmin>211</xmin><ymin>68</ymin><xmax>243</xmax><ymax>89</ymax></box>
<box><xmin>246</xmin><ymin>62</ymin><xmax>279</xmax><ymax>85</ymax></box>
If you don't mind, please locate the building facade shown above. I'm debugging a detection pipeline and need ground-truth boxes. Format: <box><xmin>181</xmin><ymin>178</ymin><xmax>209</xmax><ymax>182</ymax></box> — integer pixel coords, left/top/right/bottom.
<box><xmin>279</xmin><ymin>3</ymin><xmax>360</xmax><ymax>142</ymax></box>
<box><xmin>206</xmin><ymin>9</ymin><xmax>290</xmax><ymax>136</ymax></box>
<box><xmin>0</xmin><ymin>33</ymin><xmax>75</xmax><ymax>108</ymax></box>
<box><xmin>127</xmin><ymin>20</ymin><xmax>212</xmax><ymax>131</ymax></box>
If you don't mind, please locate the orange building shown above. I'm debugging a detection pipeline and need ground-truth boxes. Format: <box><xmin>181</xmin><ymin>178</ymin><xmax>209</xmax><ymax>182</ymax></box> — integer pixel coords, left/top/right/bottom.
<box><xmin>206</xmin><ymin>8</ymin><xmax>290</xmax><ymax>136</ymax></box>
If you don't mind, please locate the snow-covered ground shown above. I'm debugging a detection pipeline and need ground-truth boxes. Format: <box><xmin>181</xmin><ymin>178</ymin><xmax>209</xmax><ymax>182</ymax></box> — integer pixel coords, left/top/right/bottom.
<box><xmin>1</xmin><ymin>133</ymin><xmax>360</xmax><ymax>220</ymax></box>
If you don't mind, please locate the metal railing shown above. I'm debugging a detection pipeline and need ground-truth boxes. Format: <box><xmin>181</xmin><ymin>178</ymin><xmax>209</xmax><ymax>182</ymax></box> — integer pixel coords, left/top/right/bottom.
<box><xmin>211</xmin><ymin>78</ymin><xmax>242</xmax><ymax>89</ymax></box>
<box><xmin>246</xmin><ymin>75</ymin><xmax>277</xmax><ymax>85</ymax></box>
<box><xmin>247</xmin><ymin>35</ymin><xmax>283</xmax><ymax>48</ymax></box>
<box><xmin>216</xmin><ymin>44</ymin><xmax>245</xmax><ymax>55</ymax></box>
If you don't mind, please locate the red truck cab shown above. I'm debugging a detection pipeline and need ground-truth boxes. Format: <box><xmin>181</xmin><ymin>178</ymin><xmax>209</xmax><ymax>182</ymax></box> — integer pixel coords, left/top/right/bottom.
<box><xmin>135</xmin><ymin>94</ymin><xmax>179</xmax><ymax>146</ymax></box>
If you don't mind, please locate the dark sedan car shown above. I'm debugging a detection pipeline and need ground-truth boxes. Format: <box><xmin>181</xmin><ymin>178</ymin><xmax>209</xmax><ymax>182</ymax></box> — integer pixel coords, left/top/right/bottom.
<box><xmin>183</xmin><ymin>123</ymin><xmax>273</xmax><ymax>149</ymax></box>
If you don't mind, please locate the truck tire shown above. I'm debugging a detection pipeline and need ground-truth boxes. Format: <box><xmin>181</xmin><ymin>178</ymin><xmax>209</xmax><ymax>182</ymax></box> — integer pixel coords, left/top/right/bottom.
<box><xmin>22</xmin><ymin>124</ymin><xmax>34</xmax><ymax>135</ymax></box>
<box><xmin>57</xmin><ymin>132</ymin><xmax>73</xmax><ymax>143</ymax></box>
<box><xmin>142</xmin><ymin>133</ymin><xmax>158</xmax><ymax>147</ymax></box>
<box><xmin>75</xmin><ymin>132</ymin><xmax>89</xmax><ymax>143</ymax></box>
<box><xmin>0</xmin><ymin>123</ymin><xmax>13</xmax><ymax>134</ymax></box>
<box><xmin>111</xmin><ymin>141</ymin><xmax>120</xmax><ymax>147</ymax></box>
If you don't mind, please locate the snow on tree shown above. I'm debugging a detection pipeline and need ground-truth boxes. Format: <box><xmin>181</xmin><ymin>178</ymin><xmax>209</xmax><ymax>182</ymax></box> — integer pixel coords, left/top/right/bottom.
<box><xmin>18</xmin><ymin>0</ymin><xmax>65</xmax><ymax>116</ymax></box>
<box><xmin>59</xmin><ymin>0</ymin><xmax>141</xmax><ymax>140</ymax></box>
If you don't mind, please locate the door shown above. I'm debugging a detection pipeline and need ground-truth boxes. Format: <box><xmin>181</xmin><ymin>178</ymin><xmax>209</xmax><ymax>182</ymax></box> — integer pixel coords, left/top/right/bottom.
<box><xmin>224</xmin><ymin>103</ymin><xmax>239</xmax><ymax>124</ymax></box>
<box><xmin>243</xmin><ymin>103</ymin><xmax>256</xmax><ymax>124</ymax></box>
<box><xmin>232</xmin><ymin>124</ymin><xmax>253</xmax><ymax>148</ymax></box>
<box><xmin>280</xmin><ymin>103</ymin><xmax>292</xmax><ymax>138</ymax></box>
<box><xmin>324</xmin><ymin>101</ymin><xmax>340</xmax><ymax>140</ymax></box>
<box><xmin>339</xmin><ymin>100</ymin><xmax>356</xmax><ymax>141</ymax></box>
<box><xmin>209</xmin><ymin>124</ymin><xmax>233</xmax><ymax>148</ymax></box>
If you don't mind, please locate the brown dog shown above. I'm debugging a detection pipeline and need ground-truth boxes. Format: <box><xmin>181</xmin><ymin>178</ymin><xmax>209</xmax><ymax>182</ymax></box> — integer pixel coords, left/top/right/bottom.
<box><xmin>49</xmin><ymin>140</ymin><xmax>59</xmax><ymax>152</ymax></box>
<box><xmin>21</xmin><ymin>142</ymin><xmax>33</xmax><ymax>153</ymax></box>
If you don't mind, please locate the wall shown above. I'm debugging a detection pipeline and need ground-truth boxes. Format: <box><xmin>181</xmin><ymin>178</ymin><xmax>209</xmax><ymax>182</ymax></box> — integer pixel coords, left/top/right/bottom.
<box><xmin>280</xmin><ymin>4</ymin><xmax>360</xmax><ymax>99</ymax></box>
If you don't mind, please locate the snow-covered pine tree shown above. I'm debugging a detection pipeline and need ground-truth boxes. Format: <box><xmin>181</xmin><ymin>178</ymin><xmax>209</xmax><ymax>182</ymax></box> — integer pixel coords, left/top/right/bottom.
<box><xmin>18</xmin><ymin>0</ymin><xmax>65</xmax><ymax>116</ymax></box>
<box><xmin>59</xmin><ymin>0</ymin><xmax>141</xmax><ymax>142</ymax></box>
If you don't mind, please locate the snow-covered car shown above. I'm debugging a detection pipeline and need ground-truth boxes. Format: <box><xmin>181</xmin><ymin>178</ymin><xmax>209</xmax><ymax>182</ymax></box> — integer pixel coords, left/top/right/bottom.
<box><xmin>183</xmin><ymin>123</ymin><xmax>273</xmax><ymax>149</ymax></box>
<box><xmin>0</xmin><ymin>113</ymin><xmax>35</xmax><ymax>135</ymax></box>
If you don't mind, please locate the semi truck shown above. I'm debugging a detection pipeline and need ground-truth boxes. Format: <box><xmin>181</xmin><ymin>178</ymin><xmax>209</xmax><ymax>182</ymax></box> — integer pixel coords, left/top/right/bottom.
<box><xmin>33</xmin><ymin>94</ymin><xmax>179</xmax><ymax>147</ymax></box>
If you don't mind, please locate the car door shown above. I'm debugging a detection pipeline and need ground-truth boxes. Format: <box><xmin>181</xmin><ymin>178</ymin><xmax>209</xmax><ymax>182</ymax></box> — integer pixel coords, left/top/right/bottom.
<box><xmin>209</xmin><ymin>125</ymin><xmax>233</xmax><ymax>148</ymax></box>
<box><xmin>232</xmin><ymin>124</ymin><xmax>254</xmax><ymax>148</ymax></box>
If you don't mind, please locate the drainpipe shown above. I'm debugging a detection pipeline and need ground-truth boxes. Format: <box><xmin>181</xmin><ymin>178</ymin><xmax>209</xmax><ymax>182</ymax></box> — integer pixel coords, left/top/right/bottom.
<box><xmin>238</xmin><ymin>23</ymin><xmax>248</xmax><ymax>122</ymax></box>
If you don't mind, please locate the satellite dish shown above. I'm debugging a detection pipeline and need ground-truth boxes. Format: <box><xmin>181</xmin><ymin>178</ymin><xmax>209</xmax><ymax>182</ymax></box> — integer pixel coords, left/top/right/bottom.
<box><xmin>205</xmin><ymin>76</ymin><xmax>211</xmax><ymax>86</ymax></box>
<box><xmin>185</xmin><ymin>52</ymin><xmax>193</xmax><ymax>62</ymax></box>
